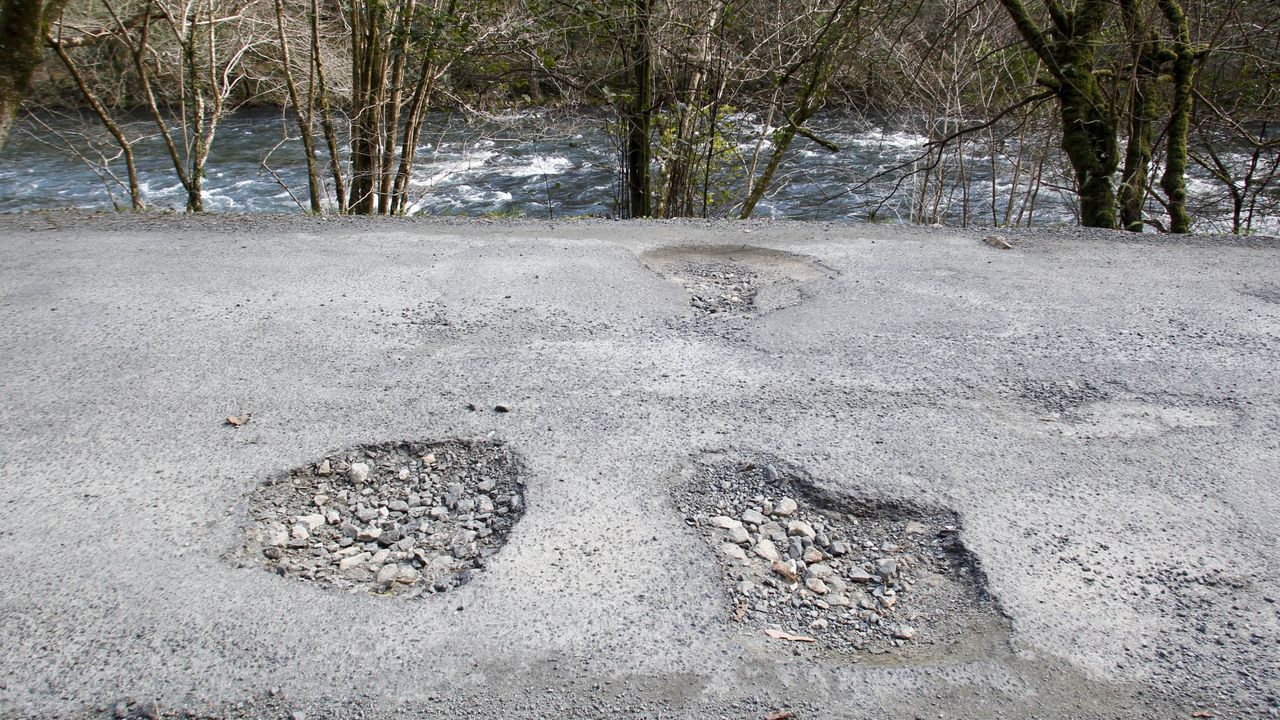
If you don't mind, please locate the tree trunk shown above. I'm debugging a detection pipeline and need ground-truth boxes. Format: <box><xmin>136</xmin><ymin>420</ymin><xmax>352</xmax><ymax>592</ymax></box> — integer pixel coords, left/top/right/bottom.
<box><xmin>623</xmin><ymin>0</ymin><xmax>653</xmax><ymax>218</ymax></box>
<box><xmin>275</xmin><ymin>0</ymin><xmax>323</xmax><ymax>213</ymax></box>
<box><xmin>1159</xmin><ymin>0</ymin><xmax>1194</xmax><ymax>233</ymax></box>
<box><xmin>1118</xmin><ymin>0</ymin><xmax>1163</xmax><ymax>232</ymax></box>
<box><xmin>0</xmin><ymin>0</ymin><xmax>66</xmax><ymax>150</ymax></box>
<box><xmin>997</xmin><ymin>0</ymin><xmax>1119</xmax><ymax>229</ymax></box>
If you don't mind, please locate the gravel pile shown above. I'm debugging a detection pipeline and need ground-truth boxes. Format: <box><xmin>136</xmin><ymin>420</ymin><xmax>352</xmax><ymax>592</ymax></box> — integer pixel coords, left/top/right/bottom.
<box><xmin>244</xmin><ymin>439</ymin><xmax>525</xmax><ymax>596</ymax></box>
<box><xmin>669</xmin><ymin>262</ymin><xmax>759</xmax><ymax>315</ymax></box>
<box><xmin>676</xmin><ymin>458</ymin><xmax>993</xmax><ymax>655</ymax></box>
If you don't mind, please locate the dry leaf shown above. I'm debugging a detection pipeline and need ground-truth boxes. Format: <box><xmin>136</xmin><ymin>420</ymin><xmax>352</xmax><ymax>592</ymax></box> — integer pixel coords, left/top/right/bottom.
<box><xmin>765</xmin><ymin>712</ymin><xmax>795</xmax><ymax>720</ymax></box>
<box><xmin>764</xmin><ymin>628</ymin><xmax>817</xmax><ymax>643</ymax></box>
<box><xmin>1192</xmin><ymin>712</ymin><xmax>1215</xmax><ymax>718</ymax></box>
<box><xmin>225</xmin><ymin>413</ymin><xmax>251</xmax><ymax>427</ymax></box>
<box><xmin>983</xmin><ymin>235</ymin><xmax>1012</xmax><ymax>250</ymax></box>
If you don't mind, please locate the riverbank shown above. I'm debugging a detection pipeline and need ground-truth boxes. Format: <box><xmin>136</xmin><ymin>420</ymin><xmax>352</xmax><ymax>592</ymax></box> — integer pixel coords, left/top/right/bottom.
<box><xmin>1</xmin><ymin>215</ymin><xmax>1277</xmax><ymax>719</ymax></box>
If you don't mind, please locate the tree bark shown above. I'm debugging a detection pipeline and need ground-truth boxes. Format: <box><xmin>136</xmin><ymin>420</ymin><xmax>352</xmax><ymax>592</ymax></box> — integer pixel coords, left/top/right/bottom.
<box><xmin>0</xmin><ymin>0</ymin><xmax>67</xmax><ymax>149</ymax></box>
<box><xmin>275</xmin><ymin>0</ymin><xmax>323</xmax><ymax>213</ymax></box>
<box><xmin>997</xmin><ymin>0</ymin><xmax>1119</xmax><ymax>228</ymax></box>
<box><xmin>623</xmin><ymin>0</ymin><xmax>653</xmax><ymax>218</ymax></box>
<box><xmin>1158</xmin><ymin>0</ymin><xmax>1194</xmax><ymax>233</ymax></box>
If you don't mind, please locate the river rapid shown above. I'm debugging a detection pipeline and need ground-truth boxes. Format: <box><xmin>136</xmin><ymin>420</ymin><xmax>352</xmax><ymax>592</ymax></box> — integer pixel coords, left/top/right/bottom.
<box><xmin>0</xmin><ymin>109</ymin><xmax>1272</xmax><ymax>234</ymax></box>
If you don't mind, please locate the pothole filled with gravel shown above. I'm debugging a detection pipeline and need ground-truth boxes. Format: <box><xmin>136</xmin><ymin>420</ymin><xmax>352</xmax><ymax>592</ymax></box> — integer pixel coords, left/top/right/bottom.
<box><xmin>242</xmin><ymin>439</ymin><xmax>526</xmax><ymax>596</ymax></box>
<box><xmin>674</xmin><ymin>454</ymin><xmax>1006</xmax><ymax>658</ymax></box>
<box><xmin>641</xmin><ymin>244</ymin><xmax>833</xmax><ymax>318</ymax></box>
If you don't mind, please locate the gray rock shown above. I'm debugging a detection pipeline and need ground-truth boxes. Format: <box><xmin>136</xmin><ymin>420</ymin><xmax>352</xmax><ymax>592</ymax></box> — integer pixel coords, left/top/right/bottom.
<box><xmin>720</xmin><ymin>543</ymin><xmax>748</xmax><ymax>561</ymax></box>
<box><xmin>376</xmin><ymin>564</ymin><xmax>399</xmax><ymax>588</ymax></box>
<box><xmin>848</xmin><ymin>567</ymin><xmax>874</xmax><ymax>583</ymax></box>
<box><xmin>787</xmin><ymin>537</ymin><xmax>804</xmax><ymax>559</ymax></box>
<box><xmin>741</xmin><ymin>509</ymin><xmax>766</xmax><ymax>526</ymax></box>
<box><xmin>478</xmin><ymin>478</ymin><xmax>496</xmax><ymax>492</ymax></box>
<box><xmin>875</xmin><ymin>558</ymin><xmax>898</xmax><ymax>580</ymax></box>
<box><xmin>774</xmin><ymin>497</ymin><xmax>798</xmax><ymax>516</ymax></box>
<box><xmin>727</xmin><ymin>525</ymin><xmax>751</xmax><ymax>545</ymax></box>
<box><xmin>315</xmin><ymin>460</ymin><xmax>332</xmax><ymax>476</ymax></box>
<box><xmin>830</xmin><ymin>540</ymin><xmax>851</xmax><ymax>556</ymax></box>
<box><xmin>893</xmin><ymin>624</ymin><xmax>916</xmax><ymax>639</ymax></box>
<box><xmin>356</xmin><ymin>526</ymin><xmax>382</xmax><ymax>542</ymax></box>
<box><xmin>446</xmin><ymin>483</ymin><xmax>464</xmax><ymax>507</ymax></box>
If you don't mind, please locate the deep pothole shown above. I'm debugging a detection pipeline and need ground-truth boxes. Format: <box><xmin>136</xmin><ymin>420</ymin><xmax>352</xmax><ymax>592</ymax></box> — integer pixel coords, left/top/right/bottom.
<box><xmin>242</xmin><ymin>439</ymin><xmax>526</xmax><ymax>596</ymax></box>
<box><xmin>641</xmin><ymin>244</ymin><xmax>833</xmax><ymax>318</ymax></box>
<box><xmin>674</xmin><ymin>454</ymin><xmax>1006</xmax><ymax>657</ymax></box>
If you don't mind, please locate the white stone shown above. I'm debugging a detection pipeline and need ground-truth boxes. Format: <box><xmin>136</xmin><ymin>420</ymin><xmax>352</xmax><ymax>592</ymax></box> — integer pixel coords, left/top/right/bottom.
<box><xmin>338</xmin><ymin>552</ymin><xmax>371</xmax><ymax>571</ymax></box>
<box><xmin>774</xmin><ymin>498</ymin><xmax>798</xmax><ymax>516</ymax></box>
<box><xmin>787</xmin><ymin>520</ymin><xmax>816</xmax><ymax>539</ymax></box>
<box><xmin>727</xmin><ymin>525</ymin><xmax>751</xmax><ymax>545</ymax></box>
<box><xmin>711</xmin><ymin>516</ymin><xmax>742</xmax><ymax>530</ymax></box>
<box><xmin>720</xmin><ymin>543</ymin><xmax>748</xmax><ymax>561</ymax></box>
<box><xmin>754</xmin><ymin>540</ymin><xmax>781</xmax><ymax>562</ymax></box>
<box><xmin>349</xmin><ymin>462</ymin><xmax>370</xmax><ymax>484</ymax></box>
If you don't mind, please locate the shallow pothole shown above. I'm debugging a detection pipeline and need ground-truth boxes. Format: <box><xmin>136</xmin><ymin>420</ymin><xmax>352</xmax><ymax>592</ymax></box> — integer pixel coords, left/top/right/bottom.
<box><xmin>641</xmin><ymin>244</ymin><xmax>833</xmax><ymax>318</ymax></box>
<box><xmin>242</xmin><ymin>439</ymin><xmax>526</xmax><ymax>596</ymax></box>
<box><xmin>673</xmin><ymin>454</ymin><xmax>1006</xmax><ymax>658</ymax></box>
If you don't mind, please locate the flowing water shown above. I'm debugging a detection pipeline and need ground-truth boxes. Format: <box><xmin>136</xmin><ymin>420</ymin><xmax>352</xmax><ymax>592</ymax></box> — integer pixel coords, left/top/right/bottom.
<box><xmin>0</xmin><ymin>109</ymin><xmax>1273</xmax><ymax>234</ymax></box>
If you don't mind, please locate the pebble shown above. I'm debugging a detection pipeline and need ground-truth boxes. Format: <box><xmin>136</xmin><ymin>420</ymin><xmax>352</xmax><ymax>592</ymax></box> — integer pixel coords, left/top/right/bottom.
<box><xmin>348</xmin><ymin>462</ymin><xmax>370</xmax><ymax>485</ymax></box>
<box><xmin>315</xmin><ymin>460</ymin><xmax>332</xmax><ymax>476</ymax></box>
<box><xmin>741</xmin><ymin>509</ymin><xmax>766</xmax><ymax>526</ymax></box>
<box><xmin>893</xmin><ymin>624</ymin><xmax>917</xmax><ymax>639</ymax></box>
<box><xmin>357</xmin><ymin>526</ymin><xmax>382</xmax><ymax>542</ymax></box>
<box><xmin>905</xmin><ymin>520</ymin><xmax>926</xmax><ymax>535</ymax></box>
<box><xmin>787</xmin><ymin>520</ymin><xmax>816</xmax><ymax>539</ymax></box>
<box><xmin>806</xmin><ymin>577</ymin><xmax>829</xmax><ymax>594</ymax></box>
<box><xmin>720</xmin><ymin>543</ymin><xmax>748</xmax><ymax>561</ymax></box>
<box><xmin>339</xmin><ymin>552</ymin><xmax>371</xmax><ymax>571</ymax></box>
<box><xmin>848</xmin><ymin>567</ymin><xmax>874</xmax><ymax>583</ymax></box>
<box><xmin>774</xmin><ymin>498</ymin><xmax>798</xmax><ymax>516</ymax></box>
<box><xmin>754</xmin><ymin>540</ymin><xmax>781</xmax><ymax>562</ymax></box>
<box><xmin>727</xmin><ymin>525</ymin><xmax>751</xmax><ymax>545</ymax></box>
<box><xmin>376</xmin><ymin>564</ymin><xmax>399</xmax><ymax>587</ymax></box>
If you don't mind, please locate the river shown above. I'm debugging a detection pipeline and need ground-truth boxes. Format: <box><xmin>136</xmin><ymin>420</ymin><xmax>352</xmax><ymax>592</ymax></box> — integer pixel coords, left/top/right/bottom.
<box><xmin>0</xmin><ymin>109</ymin><xmax>1272</xmax><ymax>234</ymax></box>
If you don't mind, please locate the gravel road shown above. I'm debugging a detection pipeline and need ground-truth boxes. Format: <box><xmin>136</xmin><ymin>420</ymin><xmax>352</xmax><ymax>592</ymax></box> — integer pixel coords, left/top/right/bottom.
<box><xmin>0</xmin><ymin>211</ymin><xmax>1277</xmax><ymax>719</ymax></box>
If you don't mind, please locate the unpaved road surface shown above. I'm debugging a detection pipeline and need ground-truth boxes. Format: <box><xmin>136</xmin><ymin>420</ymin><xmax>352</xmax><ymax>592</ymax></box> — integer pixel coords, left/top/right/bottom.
<box><xmin>0</xmin><ymin>213</ymin><xmax>1277</xmax><ymax>719</ymax></box>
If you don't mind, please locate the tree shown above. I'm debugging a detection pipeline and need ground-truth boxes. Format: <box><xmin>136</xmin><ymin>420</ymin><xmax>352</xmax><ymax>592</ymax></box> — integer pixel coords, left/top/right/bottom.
<box><xmin>996</xmin><ymin>0</ymin><xmax>1120</xmax><ymax>228</ymax></box>
<box><xmin>0</xmin><ymin>0</ymin><xmax>68</xmax><ymax>149</ymax></box>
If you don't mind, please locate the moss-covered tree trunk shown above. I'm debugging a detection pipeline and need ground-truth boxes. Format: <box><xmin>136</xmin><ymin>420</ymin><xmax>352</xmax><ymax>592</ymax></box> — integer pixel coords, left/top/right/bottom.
<box><xmin>997</xmin><ymin>0</ymin><xmax>1119</xmax><ymax>229</ymax></box>
<box><xmin>1118</xmin><ymin>0</ymin><xmax>1165</xmax><ymax>232</ymax></box>
<box><xmin>1159</xmin><ymin>0</ymin><xmax>1194</xmax><ymax>233</ymax></box>
<box><xmin>0</xmin><ymin>0</ymin><xmax>66</xmax><ymax>150</ymax></box>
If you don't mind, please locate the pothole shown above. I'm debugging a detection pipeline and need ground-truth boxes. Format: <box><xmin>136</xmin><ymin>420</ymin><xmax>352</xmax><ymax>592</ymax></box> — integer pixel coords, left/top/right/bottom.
<box><xmin>641</xmin><ymin>244</ymin><xmax>833</xmax><ymax>317</ymax></box>
<box><xmin>674</xmin><ymin>454</ymin><xmax>1006</xmax><ymax>658</ymax></box>
<box><xmin>242</xmin><ymin>439</ymin><xmax>526</xmax><ymax>596</ymax></box>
